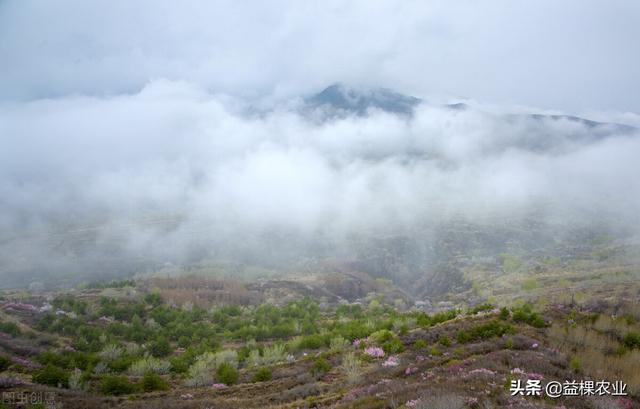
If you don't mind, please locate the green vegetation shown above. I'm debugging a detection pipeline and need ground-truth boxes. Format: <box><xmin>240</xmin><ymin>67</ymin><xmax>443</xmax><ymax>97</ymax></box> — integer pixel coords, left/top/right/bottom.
<box><xmin>0</xmin><ymin>275</ymin><xmax>609</xmax><ymax>407</ymax></box>
<box><xmin>499</xmin><ymin>253</ymin><xmax>522</xmax><ymax>273</ymax></box>
<box><xmin>413</xmin><ymin>339</ymin><xmax>427</xmax><ymax>349</ymax></box>
<box><xmin>251</xmin><ymin>366</ymin><xmax>272</xmax><ymax>382</ymax></box>
<box><xmin>101</xmin><ymin>375</ymin><xmax>138</xmax><ymax>395</ymax></box>
<box><xmin>623</xmin><ymin>331</ymin><xmax>640</xmax><ymax>349</ymax></box>
<box><xmin>216</xmin><ymin>362</ymin><xmax>239</xmax><ymax>385</ymax></box>
<box><xmin>415</xmin><ymin>309</ymin><xmax>458</xmax><ymax>327</ymax></box>
<box><xmin>469</xmin><ymin>303</ymin><xmax>494</xmax><ymax>315</ymax></box>
<box><xmin>32</xmin><ymin>364</ymin><xmax>70</xmax><ymax>388</ymax></box>
<box><xmin>149</xmin><ymin>336</ymin><xmax>172</xmax><ymax>358</ymax></box>
<box><xmin>456</xmin><ymin>321</ymin><xmax>515</xmax><ymax>344</ymax></box>
<box><xmin>521</xmin><ymin>278</ymin><xmax>539</xmax><ymax>291</ymax></box>
<box><xmin>311</xmin><ymin>357</ymin><xmax>331</xmax><ymax>377</ymax></box>
<box><xmin>84</xmin><ymin>279</ymin><xmax>136</xmax><ymax>289</ymax></box>
<box><xmin>0</xmin><ymin>321</ymin><xmax>21</xmax><ymax>337</ymax></box>
<box><xmin>511</xmin><ymin>304</ymin><xmax>547</xmax><ymax>328</ymax></box>
<box><xmin>505</xmin><ymin>337</ymin><xmax>514</xmax><ymax>349</ymax></box>
<box><xmin>0</xmin><ymin>356</ymin><xmax>11</xmax><ymax>372</ymax></box>
<box><xmin>141</xmin><ymin>372</ymin><xmax>169</xmax><ymax>392</ymax></box>
<box><xmin>438</xmin><ymin>334</ymin><xmax>452</xmax><ymax>347</ymax></box>
<box><xmin>570</xmin><ymin>356</ymin><xmax>582</xmax><ymax>373</ymax></box>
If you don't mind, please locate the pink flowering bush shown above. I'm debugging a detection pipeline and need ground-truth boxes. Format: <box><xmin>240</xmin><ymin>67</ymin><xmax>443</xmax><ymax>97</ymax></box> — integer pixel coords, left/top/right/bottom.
<box><xmin>619</xmin><ymin>398</ymin><xmax>634</xmax><ymax>409</ymax></box>
<box><xmin>405</xmin><ymin>366</ymin><xmax>418</xmax><ymax>375</ymax></box>
<box><xmin>0</xmin><ymin>375</ymin><xmax>24</xmax><ymax>388</ymax></box>
<box><xmin>382</xmin><ymin>356</ymin><xmax>399</xmax><ymax>367</ymax></box>
<box><xmin>466</xmin><ymin>397</ymin><xmax>480</xmax><ymax>408</ymax></box>
<box><xmin>212</xmin><ymin>383</ymin><xmax>227</xmax><ymax>389</ymax></box>
<box><xmin>364</xmin><ymin>346</ymin><xmax>385</xmax><ymax>358</ymax></box>
<box><xmin>406</xmin><ymin>399</ymin><xmax>420</xmax><ymax>407</ymax></box>
<box><xmin>528</xmin><ymin>372</ymin><xmax>544</xmax><ymax>380</ymax></box>
<box><xmin>3</xmin><ymin>302</ymin><xmax>38</xmax><ymax>312</ymax></box>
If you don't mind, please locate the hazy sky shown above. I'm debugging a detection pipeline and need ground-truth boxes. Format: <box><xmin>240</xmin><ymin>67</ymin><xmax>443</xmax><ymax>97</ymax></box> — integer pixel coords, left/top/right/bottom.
<box><xmin>1</xmin><ymin>0</ymin><xmax>639</xmax><ymax>112</ymax></box>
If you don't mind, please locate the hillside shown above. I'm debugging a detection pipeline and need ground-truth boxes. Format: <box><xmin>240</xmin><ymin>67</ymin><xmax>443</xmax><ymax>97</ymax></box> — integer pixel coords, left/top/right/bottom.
<box><xmin>0</xmin><ymin>260</ymin><xmax>638</xmax><ymax>409</ymax></box>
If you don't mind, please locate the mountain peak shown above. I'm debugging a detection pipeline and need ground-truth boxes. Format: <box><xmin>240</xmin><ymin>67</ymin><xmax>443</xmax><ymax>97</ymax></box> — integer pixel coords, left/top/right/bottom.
<box><xmin>305</xmin><ymin>83</ymin><xmax>422</xmax><ymax>116</ymax></box>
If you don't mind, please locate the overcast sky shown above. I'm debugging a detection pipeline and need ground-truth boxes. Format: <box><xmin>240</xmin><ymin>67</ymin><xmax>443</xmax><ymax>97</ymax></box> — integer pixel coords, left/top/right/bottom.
<box><xmin>1</xmin><ymin>0</ymin><xmax>639</xmax><ymax>112</ymax></box>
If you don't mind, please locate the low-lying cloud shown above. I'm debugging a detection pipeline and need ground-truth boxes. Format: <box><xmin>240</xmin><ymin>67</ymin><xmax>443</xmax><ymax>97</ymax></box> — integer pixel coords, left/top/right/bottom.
<box><xmin>1</xmin><ymin>80</ymin><xmax>639</xmax><ymax>287</ymax></box>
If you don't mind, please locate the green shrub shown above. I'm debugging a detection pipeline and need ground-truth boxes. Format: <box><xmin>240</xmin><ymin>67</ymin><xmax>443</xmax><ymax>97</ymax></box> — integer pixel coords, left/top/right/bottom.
<box><xmin>456</xmin><ymin>321</ymin><xmax>515</xmax><ymax>344</ymax></box>
<box><xmin>438</xmin><ymin>335</ymin><xmax>451</xmax><ymax>347</ymax></box>
<box><xmin>499</xmin><ymin>253</ymin><xmax>522</xmax><ymax>273</ymax></box>
<box><xmin>521</xmin><ymin>278</ymin><xmax>539</xmax><ymax>291</ymax></box>
<box><xmin>382</xmin><ymin>338</ymin><xmax>405</xmax><ymax>354</ymax></box>
<box><xmin>252</xmin><ymin>367</ymin><xmax>272</xmax><ymax>383</ymax></box>
<box><xmin>0</xmin><ymin>356</ymin><xmax>11</xmax><ymax>372</ymax></box>
<box><xmin>329</xmin><ymin>336</ymin><xmax>349</xmax><ymax>353</ymax></box>
<box><xmin>108</xmin><ymin>356</ymin><xmax>134</xmax><ymax>373</ymax></box>
<box><xmin>177</xmin><ymin>336</ymin><xmax>191</xmax><ymax>348</ymax></box>
<box><xmin>615</xmin><ymin>345</ymin><xmax>629</xmax><ymax>356</ymax></box>
<box><xmin>432</xmin><ymin>310</ymin><xmax>458</xmax><ymax>325</ymax></box>
<box><xmin>416</xmin><ymin>311</ymin><xmax>458</xmax><ymax>327</ymax></box>
<box><xmin>469</xmin><ymin>303</ymin><xmax>494</xmax><ymax>315</ymax></box>
<box><xmin>68</xmin><ymin>369</ymin><xmax>85</xmax><ymax>391</ymax></box>
<box><xmin>570</xmin><ymin>357</ymin><xmax>582</xmax><ymax>373</ymax></box>
<box><xmin>169</xmin><ymin>356</ymin><xmax>190</xmax><ymax>374</ymax></box>
<box><xmin>261</xmin><ymin>344</ymin><xmax>286</xmax><ymax>365</ymax></box>
<box><xmin>99</xmin><ymin>344</ymin><xmax>123</xmax><ymax>363</ymax></box>
<box><xmin>149</xmin><ymin>337</ymin><xmax>172</xmax><ymax>358</ymax></box>
<box><xmin>369</xmin><ymin>330</ymin><xmax>395</xmax><ymax>344</ymax></box>
<box><xmin>216</xmin><ymin>362</ymin><xmax>239</xmax><ymax>385</ymax></box>
<box><xmin>185</xmin><ymin>352</ymin><xmax>218</xmax><ymax>387</ymax></box>
<box><xmin>129</xmin><ymin>356</ymin><xmax>172</xmax><ymax>376</ymax></box>
<box><xmin>101</xmin><ymin>375</ymin><xmax>138</xmax><ymax>395</ymax></box>
<box><xmin>505</xmin><ymin>337</ymin><xmax>514</xmax><ymax>349</ymax></box>
<box><xmin>141</xmin><ymin>372</ymin><xmax>169</xmax><ymax>392</ymax></box>
<box><xmin>499</xmin><ymin>307</ymin><xmax>510</xmax><ymax>320</ymax></box>
<box><xmin>456</xmin><ymin>330</ymin><xmax>471</xmax><ymax>344</ymax></box>
<box><xmin>623</xmin><ymin>331</ymin><xmax>640</xmax><ymax>349</ymax></box>
<box><xmin>413</xmin><ymin>339</ymin><xmax>427</xmax><ymax>349</ymax></box>
<box><xmin>33</xmin><ymin>364</ymin><xmax>69</xmax><ymax>388</ymax></box>
<box><xmin>341</xmin><ymin>352</ymin><xmax>362</xmax><ymax>385</ymax></box>
<box><xmin>511</xmin><ymin>304</ymin><xmax>547</xmax><ymax>328</ymax></box>
<box><xmin>310</xmin><ymin>357</ymin><xmax>331</xmax><ymax>377</ymax></box>
<box><xmin>297</xmin><ymin>334</ymin><xmax>325</xmax><ymax>350</ymax></box>
<box><xmin>144</xmin><ymin>293</ymin><xmax>163</xmax><ymax>307</ymax></box>
<box><xmin>0</xmin><ymin>322</ymin><xmax>21</xmax><ymax>337</ymax></box>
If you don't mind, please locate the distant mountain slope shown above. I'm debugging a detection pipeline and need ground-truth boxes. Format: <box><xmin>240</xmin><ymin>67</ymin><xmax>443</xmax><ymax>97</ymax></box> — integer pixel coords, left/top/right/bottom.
<box><xmin>302</xmin><ymin>84</ymin><xmax>637</xmax><ymax>154</ymax></box>
<box><xmin>304</xmin><ymin>83</ymin><xmax>422</xmax><ymax>116</ymax></box>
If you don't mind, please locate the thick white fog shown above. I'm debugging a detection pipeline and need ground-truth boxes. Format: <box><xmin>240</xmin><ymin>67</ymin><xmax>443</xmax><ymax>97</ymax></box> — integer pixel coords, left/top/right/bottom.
<box><xmin>1</xmin><ymin>80</ymin><xmax>639</xmax><ymax>287</ymax></box>
<box><xmin>1</xmin><ymin>1</ymin><xmax>639</xmax><ymax>287</ymax></box>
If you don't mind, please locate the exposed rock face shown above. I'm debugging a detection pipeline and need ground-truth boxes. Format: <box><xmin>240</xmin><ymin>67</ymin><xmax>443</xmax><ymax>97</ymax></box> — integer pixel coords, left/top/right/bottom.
<box><xmin>416</xmin><ymin>264</ymin><xmax>469</xmax><ymax>299</ymax></box>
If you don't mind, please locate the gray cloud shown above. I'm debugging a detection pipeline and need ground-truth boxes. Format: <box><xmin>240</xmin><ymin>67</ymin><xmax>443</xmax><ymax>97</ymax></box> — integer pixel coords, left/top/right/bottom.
<box><xmin>1</xmin><ymin>80</ymin><xmax>639</xmax><ymax>287</ymax></box>
<box><xmin>1</xmin><ymin>1</ymin><xmax>639</xmax><ymax>111</ymax></box>
<box><xmin>1</xmin><ymin>2</ymin><xmax>639</xmax><ymax>287</ymax></box>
